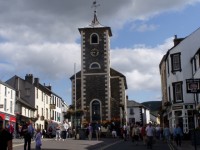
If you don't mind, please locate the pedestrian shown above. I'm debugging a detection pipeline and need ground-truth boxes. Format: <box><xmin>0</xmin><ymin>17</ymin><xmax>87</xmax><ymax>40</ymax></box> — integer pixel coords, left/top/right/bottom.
<box><xmin>132</xmin><ymin>124</ymin><xmax>140</xmax><ymax>145</ymax></box>
<box><xmin>87</xmin><ymin>123</ymin><xmax>93</xmax><ymax>140</ymax></box>
<box><xmin>0</xmin><ymin>119</ymin><xmax>13</xmax><ymax>150</ymax></box>
<box><xmin>111</xmin><ymin>129</ymin><xmax>117</xmax><ymax>138</ymax></box>
<box><xmin>163</xmin><ymin>124</ymin><xmax>171</xmax><ymax>143</ymax></box>
<box><xmin>141</xmin><ymin>124</ymin><xmax>147</xmax><ymax>145</ymax></box>
<box><xmin>146</xmin><ymin>122</ymin><xmax>155</xmax><ymax>149</ymax></box>
<box><xmin>22</xmin><ymin>120</ymin><xmax>34</xmax><ymax>150</ymax></box>
<box><xmin>126</xmin><ymin>123</ymin><xmax>130</xmax><ymax>139</ymax></box>
<box><xmin>173</xmin><ymin>124</ymin><xmax>183</xmax><ymax>147</ymax></box>
<box><xmin>123</xmin><ymin>124</ymin><xmax>127</xmax><ymax>141</ymax></box>
<box><xmin>35</xmin><ymin>128</ymin><xmax>42</xmax><ymax>150</ymax></box>
<box><xmin>62</xmin><ymin>121</ymin><xmax>69</xmax><ymax>140</ymax></box>
<box><xmin>155</xmin><ymin>124</ymin><xmax>161</xmax><ymax>140</ymax></box>
<box><xmin>95</xmin><ymin>122</ymin><xmax>101</xmax><ymax>140</ymax></box>
<box><xmin>55</xmin><ymin>124</ymin><xmax>61</xmax><ymax>140</ymax></box>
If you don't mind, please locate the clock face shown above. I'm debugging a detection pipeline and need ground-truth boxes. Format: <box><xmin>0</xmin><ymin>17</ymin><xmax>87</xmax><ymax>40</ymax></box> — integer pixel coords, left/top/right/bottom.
<box><xmin>90</xmin><ymin>48</ymin><xmax>99</xmax><ymax>57</ymax></box>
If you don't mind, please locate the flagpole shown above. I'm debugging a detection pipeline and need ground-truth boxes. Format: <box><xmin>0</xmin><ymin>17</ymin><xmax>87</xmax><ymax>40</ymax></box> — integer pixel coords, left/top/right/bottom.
<box><xmin>74</xmin><ymin>63</ymin><xmax>77</xmax><ymax>139</ymax></box>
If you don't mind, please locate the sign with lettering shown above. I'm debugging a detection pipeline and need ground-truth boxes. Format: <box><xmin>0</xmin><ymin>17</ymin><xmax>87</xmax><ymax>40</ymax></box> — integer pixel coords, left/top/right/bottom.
<box><xmin>186</xmin><ymin>79</ymin><xmax>200</xmax><ymax>93</ymax></box>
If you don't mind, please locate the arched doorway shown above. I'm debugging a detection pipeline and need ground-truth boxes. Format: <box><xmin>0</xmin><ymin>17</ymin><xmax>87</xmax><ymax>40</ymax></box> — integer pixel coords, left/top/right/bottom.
<box><xmin>91</xmin><ymin>100</ymin><xmax>101</xmax><ymax>122</ymax></box>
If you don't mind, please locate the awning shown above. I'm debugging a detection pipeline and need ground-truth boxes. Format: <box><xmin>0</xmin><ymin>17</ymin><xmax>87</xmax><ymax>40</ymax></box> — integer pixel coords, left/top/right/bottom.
<box><xmin>0</xmin><ymin>113</ymin><xmax>5</xmax><ymax>120</ymax></box>
<box><xmin>10</xmin><ymin>116</ymin><xmax>16</xmax><ymax>122</ymax></box>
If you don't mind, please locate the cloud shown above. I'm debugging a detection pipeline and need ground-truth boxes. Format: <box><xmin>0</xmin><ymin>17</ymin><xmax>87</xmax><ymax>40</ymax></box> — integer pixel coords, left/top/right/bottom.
<box><xmin>131</xmin><ymin>24</ymin><xmax>159</xmax><ymax>32</ymax></box>
<box><xmin>0</xmin><ymin>42</ymin><xmax>81</xmax><ymax>80</ymax></box>
<box><xmin>111</xmin><ymin>37</ymin><xmax>173</xmax><ymax>97</ymax></box>
<box><xmin>0</xmin><ymin>0</ymin><xmax>200</xmax><ymax>103</ymax></box>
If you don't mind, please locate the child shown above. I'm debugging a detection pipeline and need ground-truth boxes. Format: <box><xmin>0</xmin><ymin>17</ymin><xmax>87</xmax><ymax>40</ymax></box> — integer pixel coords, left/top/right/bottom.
<box><xmin>35</xmin><ymin>128</ymin><xmax>42</xmax><ymax>150</ymax></box>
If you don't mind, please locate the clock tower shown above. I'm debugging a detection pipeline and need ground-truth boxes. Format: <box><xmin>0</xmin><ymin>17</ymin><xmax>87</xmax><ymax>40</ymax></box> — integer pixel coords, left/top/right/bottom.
<box><xmin>70</xmin><ymin>1</ymin><xmax>127</xmax><ymax>127</ymax></box>
<box><xmin>78</xmin><ymin>7</ymin><xmax>112</xmax><ymax>122</ymax></box>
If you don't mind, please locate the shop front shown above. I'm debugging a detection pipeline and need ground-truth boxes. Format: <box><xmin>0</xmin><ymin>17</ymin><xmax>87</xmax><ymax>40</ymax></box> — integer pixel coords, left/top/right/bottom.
<box><xmin>0</xmin><ymin>112</ymin><xmax>16</xmax><ymax>134</ymax></box>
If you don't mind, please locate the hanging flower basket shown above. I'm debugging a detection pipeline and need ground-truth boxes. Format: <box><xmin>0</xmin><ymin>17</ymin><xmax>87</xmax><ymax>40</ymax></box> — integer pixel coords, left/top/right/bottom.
<box><xmin>196</xmin><ymin>104</ymin><xmax>200</xmax><ymax>110</ymax></box>
<box><xmin>75</xmin><ymin>109</ymin><xmax>85</xmax><ymax>116</ymax></box>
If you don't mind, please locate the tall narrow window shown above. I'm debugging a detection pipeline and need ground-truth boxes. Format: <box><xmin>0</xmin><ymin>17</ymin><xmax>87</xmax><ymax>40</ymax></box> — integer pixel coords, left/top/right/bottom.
<box><xmin>168</xmin><ymin>86</ymin><xmax>171</xmax><ymax>102</ymax></box>
<box><xmin>171</xmin><ymin>53</ymin><xmax>181</xmax><ymax>72</ymax></box>
<box><xmin>5</xmin><ymin>87</ymin><xmax>7</xmax><ymax>96</ymax></box>
<box><xmin>46</xmin><ymin>108</ymin><xmax>48</xmax><ymax>119</ymax></box>
<box><xmin>90</xmin><ymin>33</ymin><xmax>99</xmax><ymax>44</ymax></box>
<box><xmin>10</xmin><ymin>101</ymin><xmax>12</xmax><ymax>113</ymax></box>
<box><xmin>130</xmin><ymin>108</ymin><xmax>134</xmax><ymax>115</ymax></box>
<box><xmin>4</xmin><ymin>98</ymin><xmax>7</xmax><ymax>111</ymax></box>
<box><xmin>173</xmin><ymin>82</ymin><xmax>183</xmax><ymax>103</ymax></box>
<box><xmin>11</xmin><ymin>90</ymin><xmax>13</xmax><ymax>99</ymax></box>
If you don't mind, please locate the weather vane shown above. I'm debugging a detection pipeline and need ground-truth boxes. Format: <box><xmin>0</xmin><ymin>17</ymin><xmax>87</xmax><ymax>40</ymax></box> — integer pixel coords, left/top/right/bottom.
<box><xmin>92</xmin><ymin>0</ymin><xmax>100</xmax><ymax>15</ymax></box>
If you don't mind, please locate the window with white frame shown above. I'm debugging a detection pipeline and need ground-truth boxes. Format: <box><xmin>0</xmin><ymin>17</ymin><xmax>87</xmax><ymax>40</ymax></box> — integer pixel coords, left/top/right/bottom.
<box><xmin>10</xmin><ymin>101</ymin><xmax>12</xmax><ymax>113</ymax></box>
<box><xmin>171</xmin><ymin>53</ymin><xmax>181</xmax><ymax>72</ymax></box>
<box><xmin>130</xmin><ymin>108</ymin><xmax>134</xmax><ymax>115</ymax></box>
<box><xmin>173</xmin><ymin>82</ymin><xmax>183</xmax><ymax>103</ymax></box>
<box><xmin>5</xmin><ymin>87</ymin><xmax>7</xmax><ymax>96</ymax></box>
<box><xmin>11</xmin><ymin>90</ymin><xmax>13</xmax><ymax>99</ymax></box>
<box><xmin>89</xmin><ymin>62</ymin><xmax>101</xmax><ymax>69</ymax></box>
<box><xmin>90</xmin><ymin>33</ymin><xmax>99</xmax><ymax>44</ymax></box>
<box><xmin>4</xmin><ymin>98</ymin><xmax>7</xmax><ymax>111</ymax></box>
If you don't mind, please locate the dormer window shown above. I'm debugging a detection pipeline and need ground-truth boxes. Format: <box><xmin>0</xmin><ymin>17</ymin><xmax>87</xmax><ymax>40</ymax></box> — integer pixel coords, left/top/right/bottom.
<box><xmin>90</xmin><ymin>33</ymin><xmax>99</xmax><ymax>44</ymax></box>
<box><xmin>89</xmin><ymin>62</ymin><xmax>101</xmax><ymax>69</ymax></box>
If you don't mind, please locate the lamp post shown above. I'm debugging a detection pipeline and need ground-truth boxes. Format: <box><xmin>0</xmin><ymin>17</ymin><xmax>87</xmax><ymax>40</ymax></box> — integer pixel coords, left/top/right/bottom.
<box><xmin>74</xmin><ymin>63</ymin><xmax>77</xmax><ymax>139</ymax></box>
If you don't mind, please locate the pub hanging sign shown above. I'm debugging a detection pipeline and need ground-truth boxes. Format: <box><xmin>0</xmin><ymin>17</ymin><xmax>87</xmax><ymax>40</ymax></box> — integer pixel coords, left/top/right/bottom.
<box><xmin>186</xmin><ymin>79</ymin><xmax>200</xmax><ymax>93</ymax></box>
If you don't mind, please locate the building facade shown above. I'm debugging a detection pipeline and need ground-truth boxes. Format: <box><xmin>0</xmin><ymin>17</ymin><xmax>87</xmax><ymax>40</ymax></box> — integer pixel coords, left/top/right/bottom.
<box><xmin>127</xmin><ymin>100</ymin><xmax>150</xmax><ymax>126</ymax></box>
<box><xmin>70</xmin><ymin>12</ymin><xmax>127</xmax><ymax>127</ymax></box>
<box><xmin>0</xmin><ymin>81</ymin><xmax>16</xmax><ymax>129</ymax></box>
<box><xmin>160</xmin><ymin>28</ymin><xmax>200</xmax><ymax>135</ymax></box>
<box><xmin>6</xmin><ymin>74</ymin><xmax>65</xmax><ymax>131</ymax></box>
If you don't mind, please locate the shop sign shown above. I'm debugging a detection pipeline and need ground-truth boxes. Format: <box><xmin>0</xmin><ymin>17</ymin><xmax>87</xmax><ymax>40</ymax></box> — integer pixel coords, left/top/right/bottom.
<box><xmin>50</xmin><ymin>104</ymin><xmax>56</xmax><ymax>109</ymax></box>
<box><xmin>172</xmin><ymin>105</ymin><xmax>183</xmax><ymax>110</ymax></box>
<box><xmin>5</xmin><ymin>115</ymin><xmax>10</xmax><ymax>120</ymax></box>
<box><xmin>186</xmin><ymin>79</ymin><xmax>200</xmax><ymax>93</ymax></box>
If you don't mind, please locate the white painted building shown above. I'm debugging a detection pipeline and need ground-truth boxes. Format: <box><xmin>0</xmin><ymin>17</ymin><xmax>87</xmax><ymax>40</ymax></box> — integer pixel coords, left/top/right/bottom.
<box><xmin>160</xmin><ymin>27</ymin><xmax>200</xmax><ymax>134</ymax></box>
<box><xmin>127</xmin><ymin>100</ymin><xmax>150</xmax><ymax>126</ymax></box>
<box><xmin>6</xmin><ymin>74</ymin><xmax>66</xmax><ymax>131</ymax></box>
<box><xmin>0</xmin><ymin>80</ymin><xmax>16</xmax><ymax>128</ymax></box>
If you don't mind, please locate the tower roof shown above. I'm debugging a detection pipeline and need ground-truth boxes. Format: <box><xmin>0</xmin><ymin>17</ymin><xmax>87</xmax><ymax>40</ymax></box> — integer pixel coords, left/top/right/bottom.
<box><xmin>78</xmin><ymin>1</ymin><xmax>112</xmax><ymax>36</ymax></box>
<box><xmin>90</xmin><ymin>0</ymin><xmax>102</xmax><ymax>27</ymax></box>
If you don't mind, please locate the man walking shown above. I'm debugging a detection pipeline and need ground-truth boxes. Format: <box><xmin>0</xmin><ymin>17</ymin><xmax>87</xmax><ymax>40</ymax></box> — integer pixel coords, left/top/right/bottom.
<box><xmin>0</xmin><ymin>120</ymin><xmax>13</xmax><ymax>150</ymax></box>
<box><xmin>146</xmin><ymin>122</ymin><xmax>154</xmax><ymax>149</ymax></box>
<box><xmin>22</xmin><ymin>121</ymin><xmax>34</xmax><ymax>150</ymax></box>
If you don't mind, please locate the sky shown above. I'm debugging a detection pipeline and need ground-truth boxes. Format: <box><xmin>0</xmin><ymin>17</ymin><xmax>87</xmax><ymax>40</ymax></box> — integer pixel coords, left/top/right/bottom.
<box><xmin>1</xmin><ymin>0</ymin><xmax>200</xmax><ymax>105</ymax></box>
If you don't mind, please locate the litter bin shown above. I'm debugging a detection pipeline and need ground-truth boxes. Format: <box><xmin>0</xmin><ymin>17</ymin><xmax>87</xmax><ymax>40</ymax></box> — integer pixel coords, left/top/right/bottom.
<box><xmin>78</xmin><ymin>128</ymin><xmax>87</xmax><ymax>140</ymax></box>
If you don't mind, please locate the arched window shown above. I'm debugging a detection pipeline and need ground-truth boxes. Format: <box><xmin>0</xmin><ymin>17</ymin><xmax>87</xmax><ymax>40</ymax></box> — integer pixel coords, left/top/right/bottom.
<box><xmin>92</xmin><ymin>100</ymin><xmax>100</xmax><ymax>121</ymax></box>
<box><xmin>90</xmin><ymin>33</ymin><xmax>99</xmax><ymax>44</ymax></box>
<box><xmin>89</xmin><ymin>62</ymin><xmax>101</xmax><ymax>69</ymax></box>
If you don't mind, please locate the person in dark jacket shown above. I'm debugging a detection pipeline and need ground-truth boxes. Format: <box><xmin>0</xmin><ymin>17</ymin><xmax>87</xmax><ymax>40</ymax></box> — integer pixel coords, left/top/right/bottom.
<box><xmin>22</xmin><ymin>121</ymin><xmax>34</xmax><ymax>150</ymax></box>
<box><xmin>0</xmin><ymin>120</ymin><xmax>13</xmax><ymax>150</ymax></box>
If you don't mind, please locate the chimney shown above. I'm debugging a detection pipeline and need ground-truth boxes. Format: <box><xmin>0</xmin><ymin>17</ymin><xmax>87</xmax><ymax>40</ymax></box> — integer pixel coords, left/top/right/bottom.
<box><xmin>34</xmin><ymin>78</ymin><xmax>39</xmax><ymax>86</ymax></box>
<box><xmin>173</xmin><ymin>35</ymin><xmax>183</xmax><ymax>46</ymax></box>
<box><xmin>45</xmin><ymin>84</ymin><xmax>52</xmax><ymax>90</ymax></box>
<box><xmin>25</xmin><ymin>74</ymin><xmax>34</xmax><ymax>84</ymax></box>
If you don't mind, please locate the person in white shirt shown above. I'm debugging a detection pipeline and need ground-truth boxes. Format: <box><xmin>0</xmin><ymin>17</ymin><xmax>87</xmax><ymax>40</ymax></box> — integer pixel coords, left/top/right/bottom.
<box><xmin>145</xmin><ymin>123</ymin><xmax>154</xmax><ymax>149</ymax></box>
<box><xmin>62</xmin><ymin>121</ymin><xmax>69</xmax><ymax>140</ymax></box>
<box><xmin>112</xmin><ymin>129</ymin><xmax>117</xmax><ymax>138</ymax></box>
